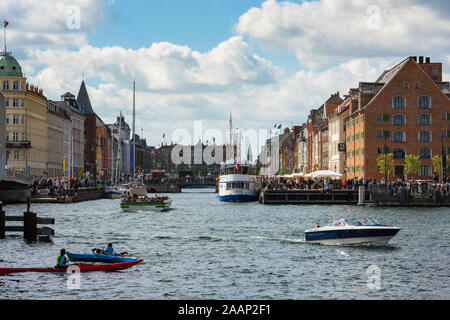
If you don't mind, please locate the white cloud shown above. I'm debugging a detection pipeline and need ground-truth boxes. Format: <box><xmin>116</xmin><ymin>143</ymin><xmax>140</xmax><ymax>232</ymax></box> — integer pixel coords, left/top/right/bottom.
<box><xmin>235</xmin><ymin>0</ymin><xmax>450</xmax><ymax>68</ymax></box>
<box><xmin>1</xmin><ymin>0</ymin><xmax>109</xmax><ymax>51</ymax></box>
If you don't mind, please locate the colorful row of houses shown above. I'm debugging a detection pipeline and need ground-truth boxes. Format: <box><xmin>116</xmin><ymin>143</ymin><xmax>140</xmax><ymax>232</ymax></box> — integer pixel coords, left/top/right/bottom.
<box><xmin>261</xmin><ymin>56</ymin><xmax>450</xmax><ymax>181</ymax></box>
<box><xmin>1</xmin><ymin>50</ymin><xmax>161</xmax><ymax>180</ymax></box>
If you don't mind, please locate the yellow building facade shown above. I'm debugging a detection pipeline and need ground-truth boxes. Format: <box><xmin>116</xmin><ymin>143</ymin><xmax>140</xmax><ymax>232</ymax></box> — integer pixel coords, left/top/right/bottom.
<box><xmin>1</xmin><ymin>53</ymin><xmax>48</xmax><ymax>177</ymax></box>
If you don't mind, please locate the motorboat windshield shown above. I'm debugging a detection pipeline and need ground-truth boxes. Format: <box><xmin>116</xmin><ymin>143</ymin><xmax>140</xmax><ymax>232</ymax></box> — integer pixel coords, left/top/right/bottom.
<box><xmin>329</xmin><ymin>218</ymin><xmax>383</xmax><ymax>227</ymax></box>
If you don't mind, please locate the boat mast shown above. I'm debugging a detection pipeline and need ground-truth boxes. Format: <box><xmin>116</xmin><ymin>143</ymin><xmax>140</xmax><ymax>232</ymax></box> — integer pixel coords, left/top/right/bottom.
<box><xmin>131</xmin><ymin>81</ymin><xmax>136</xmax><ymax>182</ymax></box>
<box><xmin>116</xmin><ymin>111</ymin><xmax>122</xmax><ymax>185</ymax></box>
<box><xmin>229</xmin><ymin>112</ymin><xmax>233</xmax><ymax>162</ymax></box>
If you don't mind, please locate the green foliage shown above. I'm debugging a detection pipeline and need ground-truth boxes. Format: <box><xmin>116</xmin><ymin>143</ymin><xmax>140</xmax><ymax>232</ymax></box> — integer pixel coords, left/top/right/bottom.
<box><xmin>376</xmin><ymin>153</ymin><xmax>394</xmax><ymax>175</ymax></box>
<box><xmin>405</xmin><ymin>154</ymin><xmax>420</xmax><ymax>177</ymax></box>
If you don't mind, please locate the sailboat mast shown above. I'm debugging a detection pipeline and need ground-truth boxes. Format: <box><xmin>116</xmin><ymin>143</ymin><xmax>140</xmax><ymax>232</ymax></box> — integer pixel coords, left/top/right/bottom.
<box><xmin>132</xmin><ymin>81</ymin><xmax>136</xmax><ymax>182</ymax></box>
<box><xmin>116</xmin><ymin>111</ymin><xmax>122</xmax><ymax>185</ymax></box>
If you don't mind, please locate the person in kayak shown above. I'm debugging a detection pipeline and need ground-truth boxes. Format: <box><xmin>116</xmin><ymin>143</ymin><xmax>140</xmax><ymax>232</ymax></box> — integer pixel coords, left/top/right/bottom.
<box><xmin>103</xmin><ymin>243</ymin><xmax>129</xmax><ymax>256</ymax></box>
<box><xmin>56</xmin><ymin>249</ymin><xmax>69</xmax><ymax>268</ymax></box>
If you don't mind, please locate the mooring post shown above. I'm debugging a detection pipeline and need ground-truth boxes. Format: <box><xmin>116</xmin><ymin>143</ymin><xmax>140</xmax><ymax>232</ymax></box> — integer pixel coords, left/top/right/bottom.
<box><xmin>358</xmin><ymin>186</ymin><xmax>365</xmax><ymax>205</ymax></box>
<box><xmin>24</xmin><ymin>198</ymin><xmax>37</xmax><ymax>241</ymax></box>
<box><xmin>0</xmin><ymin>202</ymin><xmax>5</xmax><ymax>239</ymax></box>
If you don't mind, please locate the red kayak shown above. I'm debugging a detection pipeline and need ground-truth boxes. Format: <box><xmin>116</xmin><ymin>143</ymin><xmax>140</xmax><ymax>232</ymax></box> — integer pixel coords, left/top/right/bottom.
<box><xmin>0</xmin><ymin>259</ymin><xmax>143</xmax><ymax>275</ymax></box>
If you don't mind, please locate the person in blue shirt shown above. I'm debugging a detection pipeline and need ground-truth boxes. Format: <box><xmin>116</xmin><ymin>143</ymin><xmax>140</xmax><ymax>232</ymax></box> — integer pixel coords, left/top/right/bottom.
<box><xmin>103</xmin><ymin>243</ymin><xmax>128</xmax><ymax>256</ymax></box>
<box><xmin>103</xmin><ymin>243</ymin><xmax>120</xmax><ymax>256</ymax></box>
<box><xmin>56</xmin><ymin>249</ymin><xmax>69</xmax><ymax>268</ymax></box>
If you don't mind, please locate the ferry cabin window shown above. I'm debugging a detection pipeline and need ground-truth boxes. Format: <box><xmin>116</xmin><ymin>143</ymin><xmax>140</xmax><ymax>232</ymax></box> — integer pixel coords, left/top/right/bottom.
<box><xmin>226</xmin><ymin>182</ymin><xmax>250</xmax><ymax>190</ymax></box>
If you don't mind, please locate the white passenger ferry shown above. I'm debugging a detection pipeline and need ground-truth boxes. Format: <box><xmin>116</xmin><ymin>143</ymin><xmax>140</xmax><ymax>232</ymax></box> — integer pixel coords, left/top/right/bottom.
<box><xmin>218</xmin><ymin>161</ymin><xmax>257</xmax><ymax>202</ymax></box>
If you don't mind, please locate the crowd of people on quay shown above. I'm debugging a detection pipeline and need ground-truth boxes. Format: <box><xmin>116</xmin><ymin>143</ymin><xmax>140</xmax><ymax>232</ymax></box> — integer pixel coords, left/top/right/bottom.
<box><xmin>30</xmin><ymin>177</ymin><xmax>102</xmax><ymax>196</ymax></box>
<box><xmin>261</xmin><ymin>175</ymin><xmax>450</xmax><ymax>196</ymax></box>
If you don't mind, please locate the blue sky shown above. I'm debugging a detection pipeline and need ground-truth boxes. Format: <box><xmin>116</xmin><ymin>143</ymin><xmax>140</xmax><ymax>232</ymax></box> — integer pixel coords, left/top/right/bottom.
<box><xmin>88</xmin><ymin>0</ymin><xmax>300</xmax><ymax>74</ymax></box>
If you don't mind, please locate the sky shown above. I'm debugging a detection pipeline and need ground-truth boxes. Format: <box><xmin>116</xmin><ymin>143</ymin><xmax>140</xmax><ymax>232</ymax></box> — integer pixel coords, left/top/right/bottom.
<box><xmin>2</xmin><ymin>0</ymin><xmax>450</xmax><ymax>150</ymax></box>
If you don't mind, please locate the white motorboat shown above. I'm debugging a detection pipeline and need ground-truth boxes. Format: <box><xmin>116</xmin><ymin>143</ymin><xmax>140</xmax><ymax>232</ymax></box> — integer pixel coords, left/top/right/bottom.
<box><xmin>304</xmin><ymin>218</ymin><xmax>401</xmax><ymax>245</ymax></box>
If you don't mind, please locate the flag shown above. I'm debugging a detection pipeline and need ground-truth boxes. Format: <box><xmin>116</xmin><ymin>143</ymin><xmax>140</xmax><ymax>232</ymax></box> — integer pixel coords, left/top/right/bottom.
<box><xmin>63</xmin><ymin>158</ymin><xmax>66</xmax><ymax>172</ymax></box>
<box><xmin>278</xmin><ymin>124</ymin><xmax>282</xmax><ymax>129</ymax></box>
<box><xmin>235</xmin><ymin>161</ymin><xmax>239</xmax><ymax>172</ymax></box>
<box><xmin>4</xmin><ymin>21</ymin><xmax>8</xmax><ymax>28</ymax></box>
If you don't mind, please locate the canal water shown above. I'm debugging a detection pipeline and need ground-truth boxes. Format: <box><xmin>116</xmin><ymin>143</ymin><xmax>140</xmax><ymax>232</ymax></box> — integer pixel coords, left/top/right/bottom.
<box><xmin>0</xmin><ymin>189</ymin><xmax>449</xmax><ymax>299</ymax></box>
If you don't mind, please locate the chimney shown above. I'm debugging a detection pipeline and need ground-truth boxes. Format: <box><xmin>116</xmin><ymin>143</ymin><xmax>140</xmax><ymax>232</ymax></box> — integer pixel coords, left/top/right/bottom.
<box><xmin>425</xmin><ymin>57</ymin><xmax>430</xmax><ymax>63</ymax></box>
<box><xmin>419</xmin><ymin>56</ymin><xmax>424</xmax><ymax>63</ymax></box>
<box><xmin>412</xmin><ymin>56</ymin><xmax>417</xmax><ymax>62</ymax></box>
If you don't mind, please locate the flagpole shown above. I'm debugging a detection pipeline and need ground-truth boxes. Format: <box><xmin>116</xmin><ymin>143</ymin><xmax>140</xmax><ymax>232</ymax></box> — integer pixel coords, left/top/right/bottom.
<box><xmin>3</xmin><ymin>22</ymin><xmax>6</xmax><ymax>54</ymax></box>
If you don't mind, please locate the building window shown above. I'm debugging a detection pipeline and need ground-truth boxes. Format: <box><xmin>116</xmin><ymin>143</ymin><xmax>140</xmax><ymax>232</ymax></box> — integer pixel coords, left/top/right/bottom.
<box><xmin>442</xmin><ymin>113</ymin><xmax>447</xmax><ymax>120</ymax></box>
<box><xmin>13</xmin><ymin>81</ymin><xmax>19</xmax><ymax>90</ymax></box>
<box><xmin>14</xmin><ymin>150</ymin><xmax>20</xmax><ymax>160</ymax></box>
<box><xmin>418</xmin><ymin>114</ymin><xmax>431</xmax><ymax>125</ymax></box>
<box><xmin>420</xmin><ymin>165</ymin><xmax>431</xmax><ymax>177</ymax></box>
<box><xmin>2</xmin><ymin>80</ymin><xmax>9</xmax><ymax>90</ymax></box>
<box><xmin>21</xmin><ymin>115</ymin><xmax>24</xmax><ymax>124</ymax></box>
<box><xmin>392</xmin><ymin>96</ymin><xmax>406</xmax><ymax>109</ymax></box>
<box><xmin>20</xmin><ymin>82</ymin><xmax>24</xmax><ymax>91</ymax></box>
<box><xmin>13</xmin><ymin>98</ymin><xmax>19</xmax><ymax>108</ymax></box>
<box><xmin>21</xmin><ymin>99</ymin><xmax>24</xmax><ymax>108</ymax></box>
<box><xmin>393</xmin><ymin>131</ymin><xmax>405</xmax><ymax>142</ymax></box>
<box><xmin>377</xmin><ymin>148</ymin><xmax>383</xmax><ymax>154</ymax></box>
<box><xmin>442</xmin><ymin>131</ymin><xmax>447</xmax><ymax>138</ymax></box>
<box><xmin>5</xmin><ymin>98</ymin><xmax>9</xmax><ymax>107</ymax></box>
<box><xmin>393</xmin><ymin>148</ymin><xmax>405</xmax><ymax>159</ymax></box>
<box><xmin>12</xmin><ymin>132</ymin><xmax>19</xmax><ymax>142</ymax></box>
<box><xmin>418</xmin><ymin>131</ymin><xmax>431</xmax><ymax>142</ymax></box>
<box><xmin>13</xmin><ymin>114</ymin><xmax>19</xmax><ymax>124</ymax></box>
<box><xmin>383</xmin><ymin>114</ymin><xmax>390</xmax><ymax>121</ymax></box>
<box><xmin>392</xmin><ymin>114</ymin><xmax>406</xmax><ymax>126</ymax></box>
<box><xmin>376</xmin><ymin>114</ymin><xmax>382</xmax><ymax>121</ymax></box>
<box><xmin>5</xmin><ymin>132</ymin><xmax>9</xmax><ymax>141</ymax></box>
<box><xmin>21</xmin><ymin>132</ymin><xmax>26</xmax><ymax>141</ymax></box>
<box><xmin>418</xmin><ymin>96</ymin><xmax>431</xmax><ymax>109</ymax></box>
<box><xmin>419</xmin><ymin>147</ymin><xmax>431</xmax><ymax>159</ymax></box>
<box><xmin>5</xmin><ymin>114</ymin><xmax>9</xmax><ymax>124</ymax></box>
<box><xmin>415</xmin><ymin>83</ymin><xmax>420</xmax><ymax>89</ymax></box>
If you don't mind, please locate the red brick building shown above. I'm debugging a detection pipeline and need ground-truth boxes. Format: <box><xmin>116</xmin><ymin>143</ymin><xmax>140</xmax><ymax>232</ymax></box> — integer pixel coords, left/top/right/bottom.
<box><xmin>345</xmin><ymin>56</ymin><xmax>450</xmax><ymax>181</ymax></box>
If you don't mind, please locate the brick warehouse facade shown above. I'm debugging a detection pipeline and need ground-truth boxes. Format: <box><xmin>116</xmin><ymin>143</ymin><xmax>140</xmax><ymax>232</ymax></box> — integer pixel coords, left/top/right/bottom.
<box><xmin>345</xmin><ymin>56</ymin><xmax>450</xmax><ymax>181</ymax></box>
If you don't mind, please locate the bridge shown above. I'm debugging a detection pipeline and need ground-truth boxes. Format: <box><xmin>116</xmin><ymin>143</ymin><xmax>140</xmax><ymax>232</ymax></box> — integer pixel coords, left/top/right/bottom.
<box><xmin>0</xmin><ymin>169</ymin><xmax>35</xmax><ymax>203</ymax></box>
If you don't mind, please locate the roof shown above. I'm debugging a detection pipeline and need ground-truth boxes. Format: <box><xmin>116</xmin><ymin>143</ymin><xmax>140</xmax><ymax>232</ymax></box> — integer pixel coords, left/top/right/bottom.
<box><xmin>375</xmin><ymin>57</ymin><xmax>409</xmax><ymax>83</ymax></box>
<box><xmin>326</xmin><ymin>92</ymin><xmax>343</xmax><ymax>104</ymax></box>
<box><xmin>77</xmin><ymin>81</ymin><xmax>95</xmax><ymax>115</ymax></box>
<box><xmin>0</xmin><ymin>54</ymin><xmax>23</xmax><ymax>77</ymax></box>
<box><xmin>436</xmin><ymin>82</ymin><xmax>450</xmax><ymax>95</ymax></box>
<box><xmin>359</xmin><ymin>82</ymin><xmax>385</xmax><ymax>96</ymax></box>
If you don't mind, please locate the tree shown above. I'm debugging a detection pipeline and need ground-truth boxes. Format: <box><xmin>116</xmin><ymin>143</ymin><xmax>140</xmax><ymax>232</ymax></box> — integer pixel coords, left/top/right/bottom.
<box><xmin>405</xmin><ymin>154</ymin><xmax>420</xmax><ymax>179</ymax></box>
<box><xmin>432</xmin><ymin>154</ymin><xmax>450</xmax><ymax>180</ymax></box>
<box><xmin>376</xmin><ymin>153</ymin><xmax>394</xmax><ymax>178</ymax></box>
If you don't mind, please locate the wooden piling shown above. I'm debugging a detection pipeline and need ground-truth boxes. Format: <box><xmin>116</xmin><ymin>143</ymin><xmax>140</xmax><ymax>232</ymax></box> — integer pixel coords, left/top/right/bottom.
<box><xmin>24</xmin><ymin>211</ymin><xmax>37</xmax><ymax>241</ymax></box>
<box><xmin>0</xmin><ymin>206</ymin><xmax>5</xmax><ymax>239</ymax></box>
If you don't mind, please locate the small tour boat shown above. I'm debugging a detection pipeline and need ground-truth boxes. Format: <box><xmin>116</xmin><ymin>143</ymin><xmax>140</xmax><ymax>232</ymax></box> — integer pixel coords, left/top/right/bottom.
<box><xmin>304</xmin><ymin>218</ymin><xmax>401</xmax><ymax>246</ymax></box>
<box><xmin>120</xmin><ymin>195</ymin><xmax>172</xmax><ymax>212</ymax></box>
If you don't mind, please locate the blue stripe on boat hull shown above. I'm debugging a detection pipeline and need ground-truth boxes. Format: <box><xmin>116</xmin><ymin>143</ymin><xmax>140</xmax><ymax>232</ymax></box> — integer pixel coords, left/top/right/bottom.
<box><xmin>305</xmin><ymin>228</ymin><xmax>400</xmax><ymax>242</ymax></box>
<box><xmin>219</xmin><ymin>194</ymin><xmax>258</xmax><ymax>202</ymax></box>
